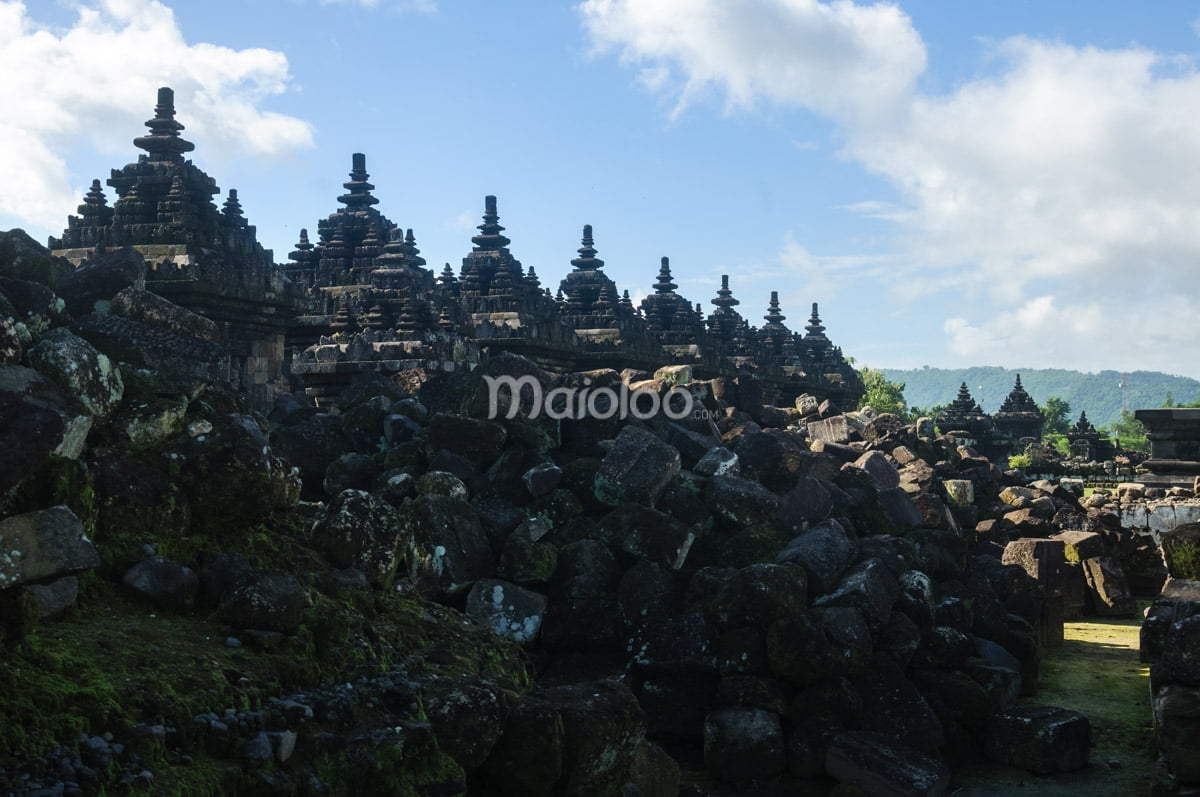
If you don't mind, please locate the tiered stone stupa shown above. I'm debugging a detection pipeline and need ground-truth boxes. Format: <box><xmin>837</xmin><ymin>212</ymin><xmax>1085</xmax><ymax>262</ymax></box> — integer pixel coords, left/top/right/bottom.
<box><xmin>451</xmin><ymin>196</ymin><xmax>577</xmax><ymax>369</ymax></box>
<box><xmin>1066</xmin><ymin>410</ymin><xmax>1109</xmax><ymax>460</ymax></box>
<box><xmin>992</xmin><ymin>374</ymin><xmax>1044</xmax><ymax>445</ymax></box>
<box><xmin>938</xmin><ymin>383</ymin><xmax>996</xmax><ymax>443</ymax></box>
<box><xmin>50</xmin><ymin>86</ymin><xmax>303</xmax><ymax>407</ymax></box>
<box><xmin>639</xmin><ymin>257</ymin><xmax>706</xmax><ymax>355</ymax></box>
<box><xmin>53</xmin><ymin>87</ymin><xmax>274</xmax><ymax>272</ymax></box>
<box><xmin>706</xmin><ymin>275</ymin><xmax>745</xmax><ymax>346</ymax></box>
<box><xmin>288</xmin><ymin>153</ymin><xmax>400</xmax><ymax>289</ymax></box>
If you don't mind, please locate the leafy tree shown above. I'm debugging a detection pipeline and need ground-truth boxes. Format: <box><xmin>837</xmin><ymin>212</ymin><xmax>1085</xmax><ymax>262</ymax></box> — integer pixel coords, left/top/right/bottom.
<box><xmin>857</xmin><ymin>367</ymin><xmax>907</xmax><ymax>417</ymax></box>
<box><xmin>1042</xmin><ymin>432</ymin><xmax>1070</xmax><ymax>457</ymax></box>
<box><xmin>1100</xmin><ymin>410</ymin><xmax>1150</xmax><ymax>454</ymax></box>
<box><xmin>909</xmin><ymin>403</ymin><xmax>947</xmax><ymax>423</ymax></box>
<box><xmin>1039</xmin><ymin>396</ymin><xmax>1071</xmax><ymax>436</ymax></box>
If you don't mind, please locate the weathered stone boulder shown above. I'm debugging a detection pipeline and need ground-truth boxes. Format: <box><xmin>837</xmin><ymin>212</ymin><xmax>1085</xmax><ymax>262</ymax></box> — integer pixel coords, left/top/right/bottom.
<box><xmin>0</xmin><ymin>276</ymin><xmax>68</xmax><ymax>334</ymax></box>
<box><xmin>322</xmin><ymin>451</ymin><xmax>378</xmax><ymax>496</ymax></box>
<box><xmin>1081</xmin><ymin>555</ymin><xmax>1136</xmax><ymax>617</ymax></box>
<box><xmin>109</xmin><ymin>286</ymin><xmax>218</xmax><ymax>341</ymax></box>
<box><xmin>122</xmin><ymin>555</ymin><xmax>199</xmax><ymax>611</ymax></box>
<box><xmin>896</xmin><ymin>569</ymin><xmax>936</xmax><ymax>631</ymax></box>
<box><xmin>1157</xmin><ymin>614</ymin><xmax>1200</xmax><ymax>687</ymax></box>
<box><xmin>630</xmin><ymin>611</ymin><xmax>719</xmax><ymax>674</ymax></box>
<box><xmin>422</xmin><ymin>676</ymin><xmax>506</xmax><ymax>773</ymax></box>
<box><xmin>166</xmin><ymin>414</ymin><xmax>301</xmax><ymax>536</ymax></box>
<box><xmin>618</xmin><ymin>559</ymin><xmax>678</xmax><ymax>629</ymax></box>
<box><xmin>403</xmin><ymin>493</ymin><xmax>492</xmax><ymax>595</ymax></box>
<box><xmin>0</xmin><ymin>316</ymin><xmax>21</xmax><ymax>364</ymax></box>
<box><xmin>766</xmin><ymin>608</ymin><xmax>872</xmax><ymax>686</ymax></box>
<box><xmin>427</xmin><ymin>413</ymin><xmax>508</xmax><ymax>469</ymax></box>
<box><xmin>56</xmin><ymin>248</ymin><xmax>144</xmax><ymax>316</ymax></box>
<box><xmin>596</xmin><ymin>503</ymin><xmax>693</xmax><ymax>570</ymax></box>
<box><xmin>852</xmin><ymin>450</ymin><xmax>901</xmax><ymax>491</ymax></box>
<box><xmin>807</xmin><ymin>415</ymin><xmax>855</xmax><ymax>445</ymax></box>
<box><xmin>775</xmin><ymin>518</ymin><xmax>858</xmax><ymax>597</ymax></box>
<box><xmin>703</xmin><ymin>707</ymin><xmax>787</xmax><ymax>782</ymax></box>
<box><xmin>0</xmin><ymin>506</ymin><xmax>99</xmax><ymax>590</ymax></box>
<box><xmin>0</xmin><ymin>378</ymin><xmax>71</xmax><ymax>494</ymax></box>
<box><xmin>271</xmin><ymin>410</ymin><xmax>346</xmax><ymax>480</ymax></box>
<box><xmin>635</xmin><ymin>671</ymin><xmax>719</xmax><ymax>740</ymax></box>
<box><xmin>709</xmin><ymin>562</ymin><xmax>807</xmax><ymax>630</ymax></box>
<box><xmin>942</xmin><ymin>479</ymin><xmax>974</xmax><ymax>510</ymax></box>
<box><xmin>91</xmin><ymin>454</ymin><xmax>190</xmax><ymax>573</ymax></box>
<box><xmin>1152</xmin><ymin>684</ymin><xmax>1200</xmax><ymax>783</ymax></box>
<box><xmin>775</xmin><ymin>475</ymin><xmax>834</xmax><ymax>533</ymax></box>
<box><xmin>465</xmin><ymin>578</ymin><xmax>547</xmax><ymax>645</ymax></box>
<box><xmin>0</xmin><ymin>229</ymin><xmax>73</xmax><ymax>285</ymax></box>
<box><xmin>1162</xmin><ymin>523</ymin><xmax>1200</xmax><ymax>580</ymax></box>
<box><xmin>196</xmin><ymin>551</ymin><xmax>254</xmax><ymax>607</ymax></box>
<box><xmin>416</xmin><ymin>470</ymin><xmax>469</xmax><ymax>499</ymax></box>
<box><xmin>854</xmin><ymin>663</ymin><xmax>946</xmax><ymax>754</ymax></box>
<box><xmin>825</xmin><ymin>730</ymin><xmax>950</xmax><ymax>797</ymax></box>
<box><xmin>55</xmin><ymin>247</ymin><xmax>140</xmax><ymax>312</ymax></box>
<box><xmin>555</xmin><ymin>538</ymin><xmax>621</xmax><ymax>600</ymax></box>
<box><xmin>537</xmin><ymin>680</ymin><xmax>646</xmax><ymax>796</ymax></box>
<box><xmin>1002</xmin><ymin>536</ymin><xmax>1068</xmax><ymax>582</ymax></box>
<box><xmin>814</xmin><ymin>557</ymin><xmax>900</xmax><ymax>630</ymax></box>
<box><xmin>541</xmin><ymin>596</ymin><xmax>623</xmax><ymax>651</ymax></box>
<box><xmin>878</xmin><ymin>487</ymin><xmax>924</xmax><ymax>530</ymax></box>
<box><xmin>694</xmin><ymin>446</ymin><xmax>739</xmax><ymax>478</ymax></box>
<box><xmin>523</xmin><ymin>461</ymin><xmax>563</xmax><ymax>497</ymax></box>
<box><xmin>21</xmin><ymin>576</ymin><xmax>80</xmax><ymax>620</ymax></box>
<box><xmin>102</xmin><ymin>397</ymin><xmax>189</xmax><ymax>450</ymax></box>
<box><xmin>3</xmin><ymin>361</ymin><xmax>98</xmax><ymax>463</ymax></box>
<box><xmin>706</xmin><ymin>473</ymin><xmax>781</xmax><ymax>527</ymax></box>
<box><xmin>71</xmin><ymin>311</ymin><xmax>223</xmax><ymax>400</ymax></box>
<box><xmin>594</xmin><ymin>425</ymin><xmax>680</xmax><ymax>508</ymax></box>
<box><xmin>27</xmin><ymin>326</ymin><xmax>124</xmax><ymax>421</ymax></box>
<box><xmin>628</xmin><ymin>739</ymin><xmax>681</xmax><ymax>797</ymax></box>
<box><xmin>1052</xmin><ymin>529</ymin><xmax>1105</xmax><ymax>563</ymax></box>
<box><xmin>984</xmin><ymin>705</ymin><xmax>1090</xmax><ymax>774</ymax></box>
<box><xmin>315</xmin><ymin>489</ymin><xmax>404</xmax><ymax>587</ymax></box>
<box><xmin>480</xmin><ymin>692</ymin><xmax>565</xmax><ymax>796</ymax></box>
<box><xmin>732</xmin><ymin>430</ymin><xmax>808</xmax><ymax>492</ymax></box>
<box><xmin>215</xmin><ymin>569</ymin><xmax>306</xmax><ymax>632</ymax></box>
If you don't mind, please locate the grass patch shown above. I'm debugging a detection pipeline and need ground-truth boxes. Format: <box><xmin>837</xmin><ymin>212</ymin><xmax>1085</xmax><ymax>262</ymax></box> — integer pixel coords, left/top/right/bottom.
<box><xmin>954</xmin><ymin>604</ymin><xmax>1155</xmax><ymax>796</ymax></box>
<box><xmin>0</xmin><ymin>571</ymin><xmax>531</xmax><ymax>793</ymax></box>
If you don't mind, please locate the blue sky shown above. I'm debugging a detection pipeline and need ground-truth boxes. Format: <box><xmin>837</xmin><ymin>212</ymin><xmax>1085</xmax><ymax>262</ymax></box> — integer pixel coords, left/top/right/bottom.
<box><xmin>4</xmin><ymin>0</ymin><xmax>1200</xmax><ymax>379</ymax></box>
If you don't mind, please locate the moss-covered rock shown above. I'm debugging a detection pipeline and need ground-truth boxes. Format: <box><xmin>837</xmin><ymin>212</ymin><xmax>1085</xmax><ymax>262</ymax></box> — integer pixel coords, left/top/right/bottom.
<box><xmin>1162</xmin><ymin>523</ymin><xmax>1200</xmax><ymax>580</ymax></box>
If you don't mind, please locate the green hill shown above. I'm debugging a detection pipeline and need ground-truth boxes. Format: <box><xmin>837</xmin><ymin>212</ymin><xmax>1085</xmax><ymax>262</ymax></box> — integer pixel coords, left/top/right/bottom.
<box><xmin>876</xmin><ymin>366</ymin><xmax>1200</xmax><ymax>429</ymax></box>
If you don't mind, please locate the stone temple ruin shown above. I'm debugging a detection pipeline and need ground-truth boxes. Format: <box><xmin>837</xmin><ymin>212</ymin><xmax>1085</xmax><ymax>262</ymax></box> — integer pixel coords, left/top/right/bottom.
<box><xmin>937</xmin><ymin>375</ymin><xmax>1045</xmax><ymax>461</ymax></box>
<box><xmin>9</xmin><ymin>86</ymin><xmax>1200</xmax><ymax>796</ymax></box>
<box><xmin>936</xmin><ymin>375</ymin><xmax>1121</xmax><ymax>467</ymax></box>
<box><xmin>51</xmin><ymin>87</ymin><xmax>862</xmax><ymax>411</ymax></box>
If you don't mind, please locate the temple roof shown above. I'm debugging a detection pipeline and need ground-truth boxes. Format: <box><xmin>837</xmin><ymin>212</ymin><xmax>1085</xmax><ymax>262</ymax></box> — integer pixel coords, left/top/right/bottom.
<box><xmin>133</xmin><ymin>87</ymin><xmax>195</xmax><ymax>161</ymax></box>
<box><xmin>996</xmin><ymin>374</ymin><xmax>1040</xmax><ymax>416</ymax></box>
<box><xmin>559</xmin><ymin>225</ymin><xmax>620</xmax><ymax>316</ymax></box>
<box><xmin>471</xmin><ymin>195</ymin><xmax>511</xmax><ymax>251</ymax></box>
<box><xmin>337</xmin><ymin>153</ymin><xmax>380</xmax><ymax>209</ymax></box>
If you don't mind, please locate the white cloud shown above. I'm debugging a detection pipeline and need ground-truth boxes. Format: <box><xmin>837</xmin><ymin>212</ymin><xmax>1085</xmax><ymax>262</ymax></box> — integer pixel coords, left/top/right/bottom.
<box><xmin>779</xmin><ymin>235</ymin><xmax>837</xmax><ymax>301</ymax></box>
<box><xmin>317</xmin><ymin>0</ymin><xmax>436</xmax><ymax>11</ymax></box>
<box><xmin>579</xmin><ymin>0</ymin><xmax>926</xmax><ymax>122</ymax></box>
<box><xmin>580</xmin><ymin>1</ymin><xmax>1200</xmax><ymax>377</ymax></box>
<box><xmin>0</xmin><ymin>0</ymin><xmax>313</xmax><ymax>237</ymax></box>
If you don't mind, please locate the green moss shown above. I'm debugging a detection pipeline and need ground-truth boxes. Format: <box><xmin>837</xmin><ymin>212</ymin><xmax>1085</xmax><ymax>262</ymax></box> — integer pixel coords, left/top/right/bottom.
<box><xmin>1163</xmin><ymin>530</ymin><xmax>1200</xmax><ymax>579</ymax></box>
<box><xmin>0</xmin><ymin>519</ymin><xmax>532</xmax><ymax>792</ymax></box>
<box><xmin>311</xmin><ymin>728</ymin><xmax>467</xmax><ymax>797</ymax></box>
